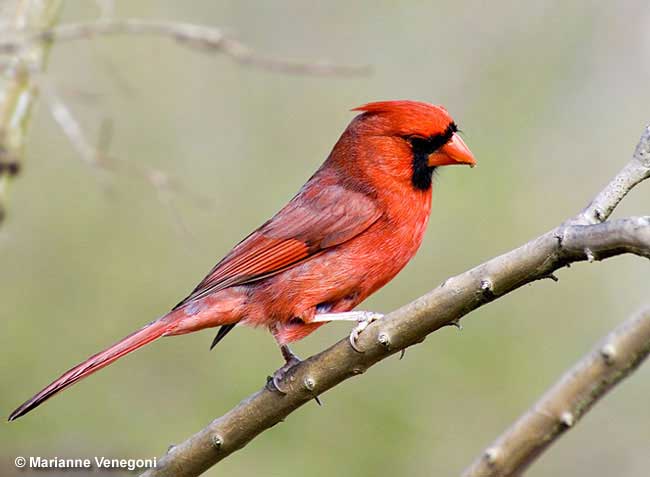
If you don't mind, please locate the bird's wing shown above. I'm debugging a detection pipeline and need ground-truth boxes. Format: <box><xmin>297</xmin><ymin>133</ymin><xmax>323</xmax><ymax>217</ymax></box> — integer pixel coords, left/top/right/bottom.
<box><xmin>174</xmin><ymin>179</ymin><xmax>381</xmax><ymax>308</ymax></box>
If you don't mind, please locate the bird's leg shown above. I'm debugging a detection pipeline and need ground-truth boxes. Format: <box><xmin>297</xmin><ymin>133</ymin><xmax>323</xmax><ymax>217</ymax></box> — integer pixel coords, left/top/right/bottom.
<box><xmin>312</xmin><ymin>310</ymin><xmax>384</xmax><ymax>352</ymax></box>
<box><xmin>267</xmin><ymin>344</ymin><xmax>302</xmax><ymax>394</ymax></box>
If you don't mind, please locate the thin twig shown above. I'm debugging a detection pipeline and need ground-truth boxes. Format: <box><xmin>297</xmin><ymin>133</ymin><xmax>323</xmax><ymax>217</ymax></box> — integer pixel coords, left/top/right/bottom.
<box><xmin>36</xmin><ymin>76</ymin><xmax>212</xmax><ymax>244</ymax></box>
<box><xmin>569</xmin><ymin>124</ymin><xmax>650</xmax><ymax>225</ymax></box>
<box><xmin>0</xmin><ymin>19</ymin><xmax>371</xmax><ymax>76</ymax></box>
<box><xmin>462</xmin><ymin>306</ymin><xmax>650</xmax><ymax>477</ymax></box>
<box><xmin>140</xmin><ymin>127</ymin><xmax>650</xmax><ymax>477</ymax></box>
<box><xmin>36</xmin><ymin>75</ymin><xmax>100</xmax><ymax>167</ymax></box>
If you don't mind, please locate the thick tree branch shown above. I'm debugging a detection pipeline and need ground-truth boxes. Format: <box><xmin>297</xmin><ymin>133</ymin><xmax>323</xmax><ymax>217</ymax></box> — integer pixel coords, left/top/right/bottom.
<box><xmin>462</xmin><ymin>306</ymin><xmax>650</xmax><ymax>477</ymax></box>
<box><xmin>141</xmin><ymin>126</ymin><xmax>650</xmax><ymax>477</ymax></box>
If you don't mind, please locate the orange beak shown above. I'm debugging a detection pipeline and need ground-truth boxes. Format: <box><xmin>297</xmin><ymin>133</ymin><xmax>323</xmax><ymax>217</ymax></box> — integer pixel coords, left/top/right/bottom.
<box><xmin>428</xmin><ymin>133</ymin><xmax>476</xmax><ymax>168</ymax></box>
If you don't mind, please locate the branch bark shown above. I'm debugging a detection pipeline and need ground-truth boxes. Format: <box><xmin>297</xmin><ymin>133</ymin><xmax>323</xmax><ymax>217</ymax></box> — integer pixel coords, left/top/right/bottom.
<box><xmin>462</xmin><ymin>306</ymin><xmax>650</xmax><ymax>477</ymax></box>
<box><xmin>0</xmin><ymin>0</ymin><xmax>62</xmax><ymax>224</ymax></box>
<box><xmin>140</xmin><ymin>126</ymin><xmax>650</xmax><ymax>477</ymax></box>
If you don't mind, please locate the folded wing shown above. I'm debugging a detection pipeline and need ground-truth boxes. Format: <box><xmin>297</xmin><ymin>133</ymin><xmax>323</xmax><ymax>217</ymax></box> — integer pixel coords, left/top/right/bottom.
<box><xmin>174</xmin><ymin>178</ymin><xmax>381</xmax><ymax>308</ymax></box>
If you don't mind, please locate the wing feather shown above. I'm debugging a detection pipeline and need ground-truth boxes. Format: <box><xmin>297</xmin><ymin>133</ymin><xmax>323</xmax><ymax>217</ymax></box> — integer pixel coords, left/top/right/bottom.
<box><xmin>174</xmin><ymin>177</ymin><xmax>381</xmax><ymax>308</ymax></box>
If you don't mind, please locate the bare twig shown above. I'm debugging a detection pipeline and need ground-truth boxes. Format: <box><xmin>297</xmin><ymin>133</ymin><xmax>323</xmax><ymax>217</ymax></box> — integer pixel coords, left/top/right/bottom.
<box><xmin>34</xmin><ymin>70</ymin><xmax>214</xmax><ymax>242</ymax></box>
<box><xmin>28</xmin><ymin>73</ymin><xmax>211</xmax><ymax>246</ymax></box>
<box><xmin>36</xmin><ymin>75</ymin><xmax>101</xmax><ymax>167</ymax></box>
<box><xmin>570</xmin><ymin>124</ymin><xmax>650</xmax><ymax>225</ymax></box>
<box><xmin>462</xmin><ymin>306</ymin><xmax>650</xmax><ymax>477</ymax></box>
<box><xmin>140</xmin><ymin>127</ymin><xmax>650</xmax><ymax>477</ymax></box>
<box><xmin>0</xmin><ymin>19</ymin><xmax>371</xmax><ymax>76</ymax></box>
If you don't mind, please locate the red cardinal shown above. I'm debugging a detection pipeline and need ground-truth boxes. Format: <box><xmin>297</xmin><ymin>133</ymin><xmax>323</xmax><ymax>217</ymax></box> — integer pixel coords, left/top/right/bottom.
<box><xmin>9</xmin><ymin>100</ymin><xmax>475</xmax><ymax>421</ymax></box>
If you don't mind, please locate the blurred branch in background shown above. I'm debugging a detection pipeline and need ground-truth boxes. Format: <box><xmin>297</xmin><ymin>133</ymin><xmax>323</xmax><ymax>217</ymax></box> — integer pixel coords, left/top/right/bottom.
<box><xmin>0</xmin><ymin>0</ymin><xmax>62</xmax><ymax>225</ymax></box>
<box><xmin>0</xmin><ymin>16</ymin><xmax>370</xmax><ymax>228</ymax></box>
<box><xmin>463</xmin><ymin>306</ymin><xmax>650</xmax><ymax>477</ymax></box>
<box><xmin>141</xmin><ymin>128</ymin><xmax>650</xmax><ymax>477</ymax></box>
<box><xmin>0</xmin><ymin>18</ymin><xmax>372</xmax><ymax>76</ymax></box>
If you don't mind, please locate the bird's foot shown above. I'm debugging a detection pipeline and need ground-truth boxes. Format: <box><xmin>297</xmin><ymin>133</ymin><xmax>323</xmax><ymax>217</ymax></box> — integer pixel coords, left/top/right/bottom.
<box><xmin>267</xmin><ymin>345</ymin><xmax>302</xmax><ymax>394</ymax></box>
<box><xmin>349</xmin><ymin>312</ymin><xmax>384</xmax><ymax>352</ymax></box>
<box><xmin>266</xmin><ymin>345</ymin><xmax>323</xmax><ymax>405</ymax></box>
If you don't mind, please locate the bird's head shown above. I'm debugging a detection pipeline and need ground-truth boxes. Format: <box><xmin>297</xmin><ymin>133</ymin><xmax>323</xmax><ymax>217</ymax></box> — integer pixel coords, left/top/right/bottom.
<box><xmin>352</xmin><ymin>100</ymin><xmax>476</xmax><ymax>168</ymax></box>
<box><xmin>341</xmin><ymin>100</ymin><xmax>476</xmax><ymax>191</ymax></box>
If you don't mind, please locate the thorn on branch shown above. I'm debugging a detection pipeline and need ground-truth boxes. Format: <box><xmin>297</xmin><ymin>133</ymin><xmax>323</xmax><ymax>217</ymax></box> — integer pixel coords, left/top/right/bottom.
<box><xmin>480</xmin><ymin>278</ymin><xmax>496</xmax><ymax>299</ymax></box>
<box><xmin>303</xmin><ymin>376</ymin><xmax>316</xmax><ymax>391</ymax></box>
<box><xmin>211</xmin><ymin>435</ymin><xmax>223</xmax><ymax>449</ymax></box>
<box><xmin>585</xmin><ymin>248</ymin><xmax>596</xmax><ymax>263</ymax></box>
<box><xmin>302</xmin><ymin>377</ymin><xmax>323</xmax><ymax>406</ymax></box>
<box><xmin>377</xmin><ymin>332</ymin><xmax>391</xmax><ymax>348</ymax></box>
<box><xmin>594</xmin><ymin>208</ymin><xmax>604</xmax><ymax>223</ymax></box>
<box><xmin>484</xmin><ymin>447</ymin><xmax>499</xmax><ymax>466</ymax></box>
<box><xmin>560</xmin><ymin>411</ymin><xmax>574</xmax><ymax>428</ymax></box>
<box><xmin>600</xmin><ymin>344</ymin><xmax>616</xmax><ymax>364</ymax></box>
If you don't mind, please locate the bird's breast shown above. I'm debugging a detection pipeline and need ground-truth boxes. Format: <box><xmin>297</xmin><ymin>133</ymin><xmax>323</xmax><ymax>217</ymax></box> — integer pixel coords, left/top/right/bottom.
<box><xmin>361</xmin><ymin>187</ymin><xmax>432</xmax><ymax>283</ymax></box>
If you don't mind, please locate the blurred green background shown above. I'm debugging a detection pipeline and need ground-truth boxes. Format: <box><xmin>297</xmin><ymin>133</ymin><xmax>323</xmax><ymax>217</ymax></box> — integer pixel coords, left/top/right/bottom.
<box><xmin>2</xmin><ymin>1</ymin><xmax>649</xmax><ymax>476</ymax></box>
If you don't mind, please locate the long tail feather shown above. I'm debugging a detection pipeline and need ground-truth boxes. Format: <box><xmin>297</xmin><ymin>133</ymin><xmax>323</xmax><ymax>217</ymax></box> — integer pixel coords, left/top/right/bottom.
<box><xmin>8</xmin><ymin>317</ymin><xmax>172</xmax><ymax>421</ymax></box>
